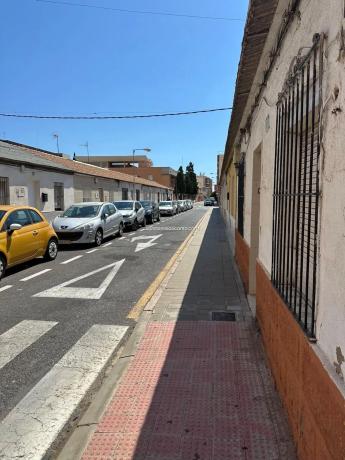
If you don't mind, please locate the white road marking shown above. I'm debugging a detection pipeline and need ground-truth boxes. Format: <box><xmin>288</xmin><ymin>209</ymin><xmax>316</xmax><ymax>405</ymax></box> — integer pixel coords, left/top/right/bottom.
<box><xmin>61</xmin><ymin>255</ymin><xmax>83</xmax><ymax>265</ymax></box>
<box><xmin>0</xmin><ymin>285</ymin><xmax>12</xmax><ymax>293</ymax></box>
<box><xmin>128</xmin><ymin>232</ymin><xmax>135</xmax><ymax>236</ymax></box>
<box><xmin>85</xmin><ymin>248</ymin><xmax>98</xmax><ymax>254</ymax></box>
<box><xmin>0</xmin><ymin>324</ymin><xmax>128</xmax><ymax>460</ymax></box>
<box><xmin>20</xmin><ymin>269</ymin><xmax>52</xmax><ymax>282</ymax></box>
<box><xmin>34</xmin><ymin>259</ymin><xmax>125</xmax><ymax>300</ymax></box>
<box><xmin>0</xmin><ymin>320</ymin><xmax>57</xmax><ymax>370</ymax></box>
<box><xmin>101</xmin><ymin>242</ymin><xmax>112</xmax><ymax>247</ymax></box>
<box><xmin>131</xmin><ymin>234</ymin><xmax>162</xmax><ymax>253</ymax></box>
<box><xmin>118</xmin><ymin>237</ymin><xmax>126</xmax><ymax>240</ymax></box>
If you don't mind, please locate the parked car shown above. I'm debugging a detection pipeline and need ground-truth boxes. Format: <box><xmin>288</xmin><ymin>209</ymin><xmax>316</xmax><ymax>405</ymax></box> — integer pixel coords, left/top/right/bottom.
<box><xmin>0</xmin><ymin>205</ymin><xmax>58</xmax><ymax>279</ymax></box>
<box><xmin>114</xmin><ymin>200</ymin><xmax>146</xmax><ymax>230</ymax></box>
<box><xmin>177</xmin><ymin>200</ymin><xmax>186</xmax><ymax>212</ymax></box>
<box><xmin>140</xmin><ymin>201</ymin><xmax>160</xmax><ymax>224</ymax></box>
<box><xmin>204</xmin><ymin>198</ymin><xmax>214</xmax><ymax>206</ymax></box>
<box><xmin>159</xmin><ymin>201</ymin><xmax>177</xmax><ymax>216</ymax></box>
<box><xmin>53</xmin><ymin>202</ymin><xmax>123</xmax><ymax>246</ymax></box>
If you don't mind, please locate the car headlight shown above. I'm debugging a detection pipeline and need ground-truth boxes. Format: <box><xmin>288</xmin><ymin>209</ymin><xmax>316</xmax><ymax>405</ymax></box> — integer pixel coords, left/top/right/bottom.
<box><xmin>85</xmin><ymin>223</ymin><xmax>95</xmax><ymax>230</ymax></box>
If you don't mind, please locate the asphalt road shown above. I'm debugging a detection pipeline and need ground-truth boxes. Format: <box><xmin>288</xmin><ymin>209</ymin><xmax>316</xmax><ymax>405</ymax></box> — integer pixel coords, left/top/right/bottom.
<box><xmin>0</xmin><ymin>206</ymin><xmax>207</xmax><ymax>442</ymax></box>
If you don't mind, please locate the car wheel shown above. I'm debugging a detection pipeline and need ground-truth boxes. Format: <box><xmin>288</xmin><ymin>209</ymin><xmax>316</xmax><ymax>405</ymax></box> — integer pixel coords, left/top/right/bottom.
<box><xmin>44</xmin><ymin>238</ymin><xmax>58</xmax><ymax>261</ymax></box>
<box><xmin>132</xmin><ymin>219</ymin><xmax>139</xmax><ymax>231</ymax></box>
<box><xmin>142</xmin><ymin>217</ymin><xmax>146</xmax><ymax>227</ymax></box>
<box><xmin>0</xmin><ymin>254</ymin><xmax>6</xmax><ymax>280</ymax></box>
<box><xmin>95</xmin><ymin>229</ymin><xmax>103</xmax><ymax>246</ymax></box>
<box><xmin>117</xmin><ymin>222</ymin><xmax>124</xmax><ymax>237</ymax></box>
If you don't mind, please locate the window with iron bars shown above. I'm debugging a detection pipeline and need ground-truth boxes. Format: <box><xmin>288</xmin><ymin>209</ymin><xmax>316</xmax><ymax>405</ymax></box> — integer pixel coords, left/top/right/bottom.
<box><xmin>271</xmin><ymin>34</ymin><xmax>322</xmax><ymax>338</ymax></box>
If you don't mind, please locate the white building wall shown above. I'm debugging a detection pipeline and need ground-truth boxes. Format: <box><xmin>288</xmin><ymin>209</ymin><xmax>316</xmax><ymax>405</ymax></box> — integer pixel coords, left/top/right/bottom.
<box><xmin>0</xmin><ymin>163</ymin><xmax>74</xmax><ymax>212</ymax></box>
<box><xmin>237</xmin><ymin>0</ymin><xmax>345</xmax><ymax>378</ymax></box>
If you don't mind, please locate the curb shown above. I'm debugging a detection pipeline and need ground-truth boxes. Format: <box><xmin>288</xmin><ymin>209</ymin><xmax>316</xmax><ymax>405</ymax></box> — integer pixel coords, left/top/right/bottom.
<box><xmin>56</xmin><ymin>208</ymin><xmax>210</xmax><ymax>460</ymax></box>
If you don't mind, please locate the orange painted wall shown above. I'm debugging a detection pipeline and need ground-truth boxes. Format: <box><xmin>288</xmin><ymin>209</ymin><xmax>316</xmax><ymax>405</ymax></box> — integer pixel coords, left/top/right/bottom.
<box><xmin>256</xmin><ymin>261</ymin><xmax>345</xmax><ymax>460</ymax></box>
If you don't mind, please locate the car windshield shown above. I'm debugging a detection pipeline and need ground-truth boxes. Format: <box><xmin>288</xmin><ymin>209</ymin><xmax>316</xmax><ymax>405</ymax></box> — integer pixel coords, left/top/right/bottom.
<box><xmin>62</xmin><ymin>205</ymin><xmax>100</xmax><ymax>218</ymax></box>
<box><xmin>0</xmin><ymin>211</ymin><xmax>6</xmax><ymax>221</ymax></box>
<box><xmin>114</xmin><ymin>202</ymin><xmax>134</xmax><ymax>210</ymax></box>
<box><xmin>140</xmin><ymin>201</ymin><xmax>151</xmax><ymax>208</ymax></box>
<box><xmin>159</xmin><ymin>202</ymin><xmax>171</xmax><ymax>206</ymax></box>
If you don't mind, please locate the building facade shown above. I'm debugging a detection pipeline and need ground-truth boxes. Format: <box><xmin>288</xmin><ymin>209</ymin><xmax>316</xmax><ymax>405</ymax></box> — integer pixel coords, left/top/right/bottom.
<box><xmin>196</xmin><ymin>175</ymin><xmax>212</xmax><ymax>200</ymax></box>
<box><xmin>0</xmin><ymin>141</ymin><xmax>171</xmax><ymax>212</ymax></box>
<box><xmin>75</xmin><ymin>155</ymin><xmax>153</xmax><ymax>169</ymax></box>
<box><xmin>220</xmin><ymin>1</ymin><xmax>345</xmax><ymax>458</ymax></box>
<box><xmin>119</xmin><ymin>166</ymin><xmax>177</xmax><ymax>191</ymax></box>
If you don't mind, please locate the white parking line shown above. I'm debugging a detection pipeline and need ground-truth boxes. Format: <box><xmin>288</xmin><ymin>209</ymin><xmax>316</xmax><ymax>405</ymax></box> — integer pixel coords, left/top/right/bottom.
<box><xmin>128</xmin><ymin>232</ymin><xmax>135</xmax><ymax>236</ymax></box>
<box><xmin>101</xmin><ymin>242</ymin><xmax>112</xmax><ymax>247</ymax></box>
<box><xmin>0</xmin><ymin>320</ymin><xmax>58</xmax><ymax>370</ymax></box>
<box><xmin>0</xmin><ymin>324</ymin><xmax>128</xmax><ymax>460</ymax></box>
<box><xmin>85</xmin><ymin>248</ymin><xmax>98</xmax><ymax>254</ymax></box>
<box><xmin>0</xmin><ymin>285</ymin><xmax>13</xmax><ymax>293</ymax></box>
<box><xmin>118</xmin><ymin>237</ymin><xmax>126</xmax><ymax>240</ymax></box>
<box><xmin>61</xmin><ymin>255</ymin><xmax>83</xmax><ymax>265</ymax></box>
<box><xmin>20</xmin><ymin>269</ymin><xmax>52</xmax><ymax>282</ymax></box>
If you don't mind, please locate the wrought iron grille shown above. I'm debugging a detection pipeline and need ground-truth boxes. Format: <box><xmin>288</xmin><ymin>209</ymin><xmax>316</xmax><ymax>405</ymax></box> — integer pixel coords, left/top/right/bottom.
<box><xmin>237</xmin><ymin>159</ymin><xmax>245</xmax><ymax>237</ymax></box>
<box><xmin>271</xmin><ymin>35</ymin><xmax>322</xmax><ymax>337</ymax></box>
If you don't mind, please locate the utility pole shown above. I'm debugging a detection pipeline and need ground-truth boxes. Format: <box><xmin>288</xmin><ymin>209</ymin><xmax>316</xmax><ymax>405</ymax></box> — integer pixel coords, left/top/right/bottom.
<box><xmin>53</xmin><ymin>133</ymin><xmax>60</xmax><ymax>154</ymax></box>
<box><xmin>80</xmin><ymin>142</ymin><xmax>90</xmax><ymax>163</ymax></box>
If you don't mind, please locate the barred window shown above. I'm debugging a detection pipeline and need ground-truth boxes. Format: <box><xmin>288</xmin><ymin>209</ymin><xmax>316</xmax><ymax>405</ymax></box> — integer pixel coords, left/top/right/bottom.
<box><xmin>271</xmin><ymin>35</ymin><xmax>322</xmax><ymax>337</ymax></box>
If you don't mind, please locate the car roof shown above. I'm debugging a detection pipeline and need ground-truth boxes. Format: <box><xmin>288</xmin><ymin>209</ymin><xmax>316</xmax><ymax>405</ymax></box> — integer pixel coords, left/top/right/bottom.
<box><xmin>0</xmin><ymin>205</ymin><xmax>43</xmax><ymax>212</ymax></box>
<box><xmin>114</xmin><ymin>200</ymin><xmax>134</xmax><ymax>203</ymax></box>
<box><xmin>70</xmin><ymin>202</ymin><xmax>104</xmax><ymax>206</ymax></box>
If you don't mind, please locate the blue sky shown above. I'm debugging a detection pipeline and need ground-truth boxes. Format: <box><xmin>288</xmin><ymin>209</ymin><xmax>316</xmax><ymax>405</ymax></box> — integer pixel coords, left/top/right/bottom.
<box><xmin>0</xmin><ymin>0</ymin><xmax>248</xmax><ymax>177</ymax></box>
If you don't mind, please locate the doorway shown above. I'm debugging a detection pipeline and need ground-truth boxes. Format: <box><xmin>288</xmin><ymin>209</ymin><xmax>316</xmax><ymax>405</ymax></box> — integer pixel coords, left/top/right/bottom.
<box><xmin>54</xmin><ymin>182</ymin><xmax>64</xmax><ymax>210</ymax></box>
<box><xmin>249</xmin><ymin>145</ymin><xmax>262</xmax><ymax>294</ymax></box>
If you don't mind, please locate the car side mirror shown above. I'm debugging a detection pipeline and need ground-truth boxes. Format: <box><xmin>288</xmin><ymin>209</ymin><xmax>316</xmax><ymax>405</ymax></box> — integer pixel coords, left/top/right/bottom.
<box><xmin>8</xmin><ymin>223</ymin><xmax>22</xmax><ymax>233</ymax></box>
<box><xmin>102</xmin><ymin>213</ymin><xmax>109</xmax><ymax>220</ymax></box>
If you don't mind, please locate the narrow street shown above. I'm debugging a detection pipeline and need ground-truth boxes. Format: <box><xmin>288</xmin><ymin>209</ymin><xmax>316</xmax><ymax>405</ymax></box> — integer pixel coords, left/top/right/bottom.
<box><xmin>0</xmin><ymin>206</ymin><xmax>207</xmax><ymax>458</ymax></box>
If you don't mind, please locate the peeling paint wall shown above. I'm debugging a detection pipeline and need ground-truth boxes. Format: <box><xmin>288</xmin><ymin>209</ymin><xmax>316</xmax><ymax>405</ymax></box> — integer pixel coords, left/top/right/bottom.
<box><xmin>233</xmin><ymin>0</ymin><xmax>345</xmax><ymax>379</ymax></box>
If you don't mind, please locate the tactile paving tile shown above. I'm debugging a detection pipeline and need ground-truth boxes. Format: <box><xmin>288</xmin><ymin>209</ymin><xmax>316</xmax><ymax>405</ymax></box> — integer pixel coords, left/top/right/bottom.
<box><xmin>82</xmin><ymin>321</ymin><xmax>296</xmax><ymax>460</ymax></box>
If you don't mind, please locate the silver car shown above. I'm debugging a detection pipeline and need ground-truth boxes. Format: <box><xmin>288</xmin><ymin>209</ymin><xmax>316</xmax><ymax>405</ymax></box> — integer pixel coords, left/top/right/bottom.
<box><xmin>159</xmin><ymin>201</ymin><xmax>177</xmax><ymax>216</ymax></box>
<box><xmin>52</xmin><ymin>202</ymin><xmax>124</xmax><ymax>246</ymax></box>
<box><xmin>113</xmin><ymin>201</ymin><xmax>146</xmax><ymax>230</ymax></box>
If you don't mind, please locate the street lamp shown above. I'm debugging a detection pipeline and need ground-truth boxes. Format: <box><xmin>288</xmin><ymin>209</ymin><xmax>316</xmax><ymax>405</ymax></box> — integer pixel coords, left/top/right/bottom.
<box><xmin>132</xmin><ymin>148</ymin><xmax>151</xmax><ymax>200</ymax></box>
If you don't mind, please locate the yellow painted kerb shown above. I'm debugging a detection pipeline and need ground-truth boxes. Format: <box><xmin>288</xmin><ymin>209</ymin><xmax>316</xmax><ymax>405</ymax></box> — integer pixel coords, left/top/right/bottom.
<box><xmin>127</xmin><ymin>210</ymin><xmax>209</xmax><ymax>320</ymax></box>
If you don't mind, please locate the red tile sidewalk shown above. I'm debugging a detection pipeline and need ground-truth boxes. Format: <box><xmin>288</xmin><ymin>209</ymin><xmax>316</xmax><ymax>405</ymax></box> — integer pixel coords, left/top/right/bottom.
<box><xmin>82</xmin><ymin>322</ymin><xmax>295</xmax><ymax>460</ymax></box>
<box><xmin>81</xmin><ymin>209</ymin><xmax>296</xmax><ymax>459</ymax></box>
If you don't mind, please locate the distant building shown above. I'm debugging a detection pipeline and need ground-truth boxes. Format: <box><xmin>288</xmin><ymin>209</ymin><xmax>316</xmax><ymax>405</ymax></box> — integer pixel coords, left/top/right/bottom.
<box><xmin>75</xmin><ymin>155</ymin><xmax>153</xmax><ymax>169</ymax></box>
<box><xmin>196</xmin><ymin>175</ymin><xmax>212</xmax><ymax>201</ymax></box>
<box><xmin>119</xmin><ymin>166</ymin><xmax>177</xmax><ymax>191</ymax></box>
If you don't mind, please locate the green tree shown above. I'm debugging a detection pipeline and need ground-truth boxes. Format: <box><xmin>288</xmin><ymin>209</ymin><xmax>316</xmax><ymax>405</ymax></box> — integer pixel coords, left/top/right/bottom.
<box><xmin>176</xmin><ymin>166</ymin><xmax>185</xmax><ymax>198</ymax></box>
<box><xmin>185</xmin><ymin>162</ymin><xmax>198</xmax><ymax>198</ymax></box>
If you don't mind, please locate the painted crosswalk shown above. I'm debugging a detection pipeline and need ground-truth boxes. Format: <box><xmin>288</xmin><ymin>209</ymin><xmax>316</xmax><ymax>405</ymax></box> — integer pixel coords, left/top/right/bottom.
<box><xmin>0</xmin><ymin>320</ymin><xmax>57</xmax><ymax>370</ymax></box>
<box><xmin>0</xmin><ymin>321</ymin><xmax>128</xmax><ymax>460</ymax></box>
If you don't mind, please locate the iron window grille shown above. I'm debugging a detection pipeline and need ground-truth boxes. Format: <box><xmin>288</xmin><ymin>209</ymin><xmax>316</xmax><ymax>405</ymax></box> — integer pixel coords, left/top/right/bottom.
<box><xmin>271</xmin><ymin>34</ymin><xmax>322</xmax><ymax>338</ymax></box>
<box><xmin>236</xmin><ymin>157</ymin><xmax>245</xmax><ymax>237</ymax></box>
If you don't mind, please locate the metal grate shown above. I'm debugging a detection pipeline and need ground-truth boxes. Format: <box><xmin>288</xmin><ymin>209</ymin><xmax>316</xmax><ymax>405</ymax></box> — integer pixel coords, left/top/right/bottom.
<box><xmin>271</xmin><ymin>34</ymin><xmax>322</xmax><ymax>338</ymax></box>
<box><xmin>0</xmin><ymin>177</ymin><xmax>10</xmax><ymax>205</ymax></box>
<box><xmin>211</xmin><ymin>311</ymin><xmax>236</xmax><ymax>322</ymax></box>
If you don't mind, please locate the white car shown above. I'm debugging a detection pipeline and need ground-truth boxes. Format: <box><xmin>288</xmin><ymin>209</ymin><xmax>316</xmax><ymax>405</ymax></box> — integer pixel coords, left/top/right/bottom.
<box><xmin>113</xmin><ymin>200</ymin><xmax>146</xmax><ymax>230</ymax></box>
<box><xmin>53</xmin><ymin>202</ymin><xmax>124</xmax><ymax>246</ymax></box>
<box><xmin>159</xmin><ymin>201</ymin><xmax>177</xmax><ymax>216</ymax></box>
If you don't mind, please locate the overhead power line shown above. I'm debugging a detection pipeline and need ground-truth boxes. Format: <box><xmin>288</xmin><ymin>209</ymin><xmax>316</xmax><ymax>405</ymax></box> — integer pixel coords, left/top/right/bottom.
<box><xmin>0</xmin><ymin>107</ymin><xmax>232</xmax><ymax>120</ymax></box>
<box><xmin>36</xmin><ymin>0</ymin><xmax>244</xmax><ymax>22</ymax></box>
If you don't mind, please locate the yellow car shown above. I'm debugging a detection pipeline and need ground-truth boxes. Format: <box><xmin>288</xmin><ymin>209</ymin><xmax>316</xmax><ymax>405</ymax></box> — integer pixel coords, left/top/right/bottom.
<box><xmin>0</xmin><ymin>205</ymin><xmax>58</xmax><ymax>279</ymax></box>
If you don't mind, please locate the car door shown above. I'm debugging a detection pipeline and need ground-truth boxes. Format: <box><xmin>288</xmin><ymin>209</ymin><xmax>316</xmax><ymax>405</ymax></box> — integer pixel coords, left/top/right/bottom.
<box><xmin>112</xmin><ymin>204</ymin><xmax>122</xmax><ymax>231</ymax></box>
<box><xmin>2</xmin><ymin>209</ymin><xmax>37</xmax><ymax>265</ymax></box>
<box><xmin>101</xmin><ymin>205</ymin><xmax>112</xmax><ymax>236</ymax></box>
<box><xmin>107</xmin><ymin>203</ymin><xmax>118</xmax><ymax>233</ymax></box>
<box><xmin>135</xmin><ymin>202</ymin><xmax>144</xmax><ymax>223</ymax></box>
<box><xmin>27</xmin><ymin>209</ymin><xmax>48</xmax><ymax>256</ymax></box>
